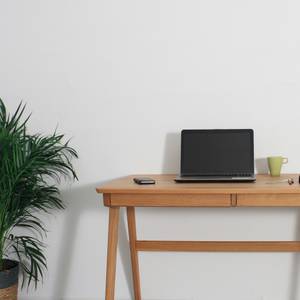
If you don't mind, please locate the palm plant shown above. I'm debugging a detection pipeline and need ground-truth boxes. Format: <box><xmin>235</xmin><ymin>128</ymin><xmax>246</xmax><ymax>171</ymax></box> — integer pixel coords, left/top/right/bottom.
<box><xmin>0</xmin><ymin>99</ymin><xmax>78</xmax><ymax>288</ymax></box>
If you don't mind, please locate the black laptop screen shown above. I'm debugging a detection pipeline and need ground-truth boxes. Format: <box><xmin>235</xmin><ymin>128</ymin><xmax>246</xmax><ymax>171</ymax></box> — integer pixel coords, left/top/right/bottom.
<box><xmin>181</xmin><ymin>129</ymin><xmax>254</xmax><ymax>176</ymax></box>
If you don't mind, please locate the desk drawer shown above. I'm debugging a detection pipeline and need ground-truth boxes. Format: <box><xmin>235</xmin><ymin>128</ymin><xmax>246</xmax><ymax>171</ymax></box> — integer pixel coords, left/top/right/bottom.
<box><xmin>111</xmin><ymin>194</ymin><xmax>231</xmax><ymax>207</ymax></box>
<box><xmin>237</xmin><ymin>194</ymin><xmax>300</xmax><ymax>207</ymax></box>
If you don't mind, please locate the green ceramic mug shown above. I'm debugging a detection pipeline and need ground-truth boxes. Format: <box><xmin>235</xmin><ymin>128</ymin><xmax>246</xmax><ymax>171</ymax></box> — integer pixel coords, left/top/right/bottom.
<box><xmin>267</xmin><ymin>156</ymin><xmax>288</xmax><ymax>177</ymax></box>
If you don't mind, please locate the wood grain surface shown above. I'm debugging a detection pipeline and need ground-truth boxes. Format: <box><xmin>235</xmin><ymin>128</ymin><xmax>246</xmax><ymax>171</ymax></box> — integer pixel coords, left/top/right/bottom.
<box><xmin>97</xmin><ymin>174</ymin><xmax>300</xmax><ymax>195</ymax></box>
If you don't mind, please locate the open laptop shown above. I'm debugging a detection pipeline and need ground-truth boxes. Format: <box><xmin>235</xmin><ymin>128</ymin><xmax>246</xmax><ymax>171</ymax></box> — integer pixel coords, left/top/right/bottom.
<box><xmin>175</xmin><ymin>129</ymin><xmax>256</xmax><ymax>182</ymax></box>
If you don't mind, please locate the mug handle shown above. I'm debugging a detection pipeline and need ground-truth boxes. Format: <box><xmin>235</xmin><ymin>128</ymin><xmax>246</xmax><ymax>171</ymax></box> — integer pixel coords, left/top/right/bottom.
<box><xmin>282</xmin><ymin>157</ymin><xmax>288</xmax><ymax>164</ymax></box>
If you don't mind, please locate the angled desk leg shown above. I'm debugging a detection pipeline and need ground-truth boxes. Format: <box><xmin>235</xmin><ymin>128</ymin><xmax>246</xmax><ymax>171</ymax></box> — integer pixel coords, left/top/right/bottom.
<box><xmin>127</xmin><ymin>207</ymin><xmax>142</xmax><ymax>300</ymax></box>
<box><xmin>105</xmin><ymin>207</ymin><xmax>120</xmax><ymax>300</ymax></box>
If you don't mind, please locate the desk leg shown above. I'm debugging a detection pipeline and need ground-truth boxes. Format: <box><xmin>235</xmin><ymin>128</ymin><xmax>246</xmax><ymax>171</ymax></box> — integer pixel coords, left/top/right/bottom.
<box><xmin>105</xmin><ymin>207</ymin><xmax>120</xmax><ymax>300</ymax></box>
<box><xmin>127</xmin><ymin>207</ymin><xmax>142</xmax><ymax>300</ymax></box>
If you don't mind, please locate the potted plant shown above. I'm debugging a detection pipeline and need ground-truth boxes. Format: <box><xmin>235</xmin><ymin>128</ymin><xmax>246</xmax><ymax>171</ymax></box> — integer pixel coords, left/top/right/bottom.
<box><xmin>0</xmin><ymin>99</ymin><xmax>78</xmax><ymax>299</ymax></box>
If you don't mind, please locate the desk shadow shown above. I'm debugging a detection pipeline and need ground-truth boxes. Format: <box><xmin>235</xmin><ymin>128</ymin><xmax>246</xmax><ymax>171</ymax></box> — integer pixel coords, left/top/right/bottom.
<box><xmin>51</xmin><ymin>182</ymin><xmax>134</xmax><ymax>299</ymax></box>
<box><xmin>161</xmin><ymin>132</ymin><xmax>180</xmax><ymax>173</ymax></box>
<box><xmin>288</xmin><ymin>209</ymin><xmax>300</xmax><ymax>300</ymax></box>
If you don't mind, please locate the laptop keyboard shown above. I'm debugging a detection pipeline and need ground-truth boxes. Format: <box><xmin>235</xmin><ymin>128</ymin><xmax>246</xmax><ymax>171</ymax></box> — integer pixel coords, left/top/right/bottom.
<box><xmin>225</xmin><ymin>173</ymin><xmax>252</xmax><ymax>177</ymax></box>
<box><xmin>196</xmin><ymin>173</ymin><xmax>253</xmax><ymax>177</ymax></box>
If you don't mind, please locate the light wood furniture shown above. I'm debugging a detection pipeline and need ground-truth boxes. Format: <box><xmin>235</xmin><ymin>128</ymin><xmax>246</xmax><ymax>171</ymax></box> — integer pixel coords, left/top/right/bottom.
<box><xmin>96</xmin><ymin>174</ymin><xmax>300</xmax><ymax>300</ymax></box>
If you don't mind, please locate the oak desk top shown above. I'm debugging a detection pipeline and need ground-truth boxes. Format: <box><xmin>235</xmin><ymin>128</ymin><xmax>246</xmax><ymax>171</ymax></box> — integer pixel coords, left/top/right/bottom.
<box><xmin>97</xmin><ymin>174</ymin><xmax>300</xmax><ymax>194</ymax></box>
<box><xmin>97</xmin><ymin>174</ymin><xmax>300</xmax><ymax>207</ymax></box>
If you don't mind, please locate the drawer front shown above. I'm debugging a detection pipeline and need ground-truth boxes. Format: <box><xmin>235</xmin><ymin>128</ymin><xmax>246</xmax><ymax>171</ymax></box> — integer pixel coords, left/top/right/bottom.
<box><xmin>111</xmin><ymin>193</ymin><xmax>231</xmax><ymax>207</ymax></box>
<box><xmin>237</xmin><ymin>194</ymin><xmax>300</xmax><ymax>207</ymax></box>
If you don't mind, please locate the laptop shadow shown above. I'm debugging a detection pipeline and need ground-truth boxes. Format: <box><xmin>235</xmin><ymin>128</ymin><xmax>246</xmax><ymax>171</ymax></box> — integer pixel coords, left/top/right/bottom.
<box><xmin>161</xmin><ymin>132</ymin><xmax>180</xmax><ymax>174</ymax></box>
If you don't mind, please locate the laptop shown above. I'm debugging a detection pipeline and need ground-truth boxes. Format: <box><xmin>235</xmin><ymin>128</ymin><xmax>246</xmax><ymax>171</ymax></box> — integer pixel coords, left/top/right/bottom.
<box><xmin>175</xmin><ymin>129</ymin><xmax>256</xmax><ymax>182</ymax></box>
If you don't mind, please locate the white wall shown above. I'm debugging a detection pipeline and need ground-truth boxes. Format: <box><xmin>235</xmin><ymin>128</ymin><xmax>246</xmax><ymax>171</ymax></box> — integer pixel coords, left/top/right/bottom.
<box><xmin>1</xmin><ymin>0</ymin><xmax>300</xmax><ymax>299</ymax></box>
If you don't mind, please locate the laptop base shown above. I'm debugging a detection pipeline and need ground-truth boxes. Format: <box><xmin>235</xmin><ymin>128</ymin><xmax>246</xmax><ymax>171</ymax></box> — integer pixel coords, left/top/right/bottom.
<box><xmin>175</xmin><ymin>176</ymin><xmax>256</xmax><ymax>183</ymax></box>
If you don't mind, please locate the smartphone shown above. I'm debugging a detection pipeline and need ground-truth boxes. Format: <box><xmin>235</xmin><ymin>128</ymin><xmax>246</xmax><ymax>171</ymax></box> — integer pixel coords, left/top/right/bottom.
<box><xmin>133</xmin><ymin>177</ymin><xmax>156</xmax><ymax>185</ymax></box>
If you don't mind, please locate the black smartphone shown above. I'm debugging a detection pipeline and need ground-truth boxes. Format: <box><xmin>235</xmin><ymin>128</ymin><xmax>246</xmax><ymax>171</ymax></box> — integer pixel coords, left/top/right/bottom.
<box><xmin>133</xmin><ymin>177</ymin><xmax>156</xmax><ymax>185</ymax></box>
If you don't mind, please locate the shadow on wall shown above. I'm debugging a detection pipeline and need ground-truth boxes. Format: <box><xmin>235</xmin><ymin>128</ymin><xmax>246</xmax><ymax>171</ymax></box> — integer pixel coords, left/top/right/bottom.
<box><xmin>162</xmin><ymin>132</ymin><xmax>180</xmax><ymax>173</ymax></box>
<box><xmin>51</xmin><ymin>182</ymin><xmax>135</xmax><ymax>300</ymax></box>
<box><xmin>289</xmin><ymin>209</ymin><xmax>300</xmax><ymax>300</ymax></box>
<box><xmin>51</xmin><ymin>183</ymin><xmax>103</xmax><ymax>300</ymax></box>
<box><xmin>255</xmin><ymin>158</ymin><xmax>269</xmax><ymax>174</ymax></box>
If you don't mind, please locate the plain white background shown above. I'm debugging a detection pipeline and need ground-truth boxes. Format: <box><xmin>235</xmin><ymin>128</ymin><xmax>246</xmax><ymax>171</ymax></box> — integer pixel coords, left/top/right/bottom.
<box><xmin>1</xmin><ymin>0</ymin><xmax>300</xmax><ymax>299</ymax></box>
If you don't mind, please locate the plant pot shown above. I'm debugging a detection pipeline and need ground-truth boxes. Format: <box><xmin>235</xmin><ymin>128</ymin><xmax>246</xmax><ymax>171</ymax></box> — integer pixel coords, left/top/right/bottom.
<box><xmin>0</xmin><ymin>260</ymin><xmax>19</xmax><ymax>300</ymax></box>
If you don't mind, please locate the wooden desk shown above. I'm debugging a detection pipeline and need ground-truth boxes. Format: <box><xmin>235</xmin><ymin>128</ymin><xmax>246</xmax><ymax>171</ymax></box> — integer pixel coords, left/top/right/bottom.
<box><xmin>96</xmin><ymin>174</ymin><xmax>300</xmax><ymax>300</ymax></box>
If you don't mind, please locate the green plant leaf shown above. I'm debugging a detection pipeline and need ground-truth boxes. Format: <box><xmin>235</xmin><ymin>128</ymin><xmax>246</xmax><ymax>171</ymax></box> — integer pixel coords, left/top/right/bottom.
<box><xmin>0</xmin><ymin>98</ymin><xmax>78</xmax><ymax>289</ymax></box>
